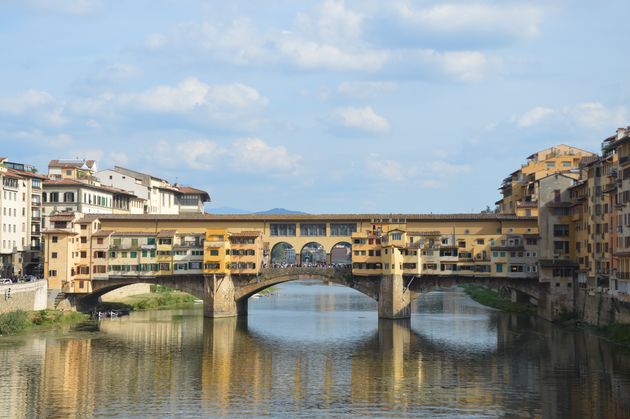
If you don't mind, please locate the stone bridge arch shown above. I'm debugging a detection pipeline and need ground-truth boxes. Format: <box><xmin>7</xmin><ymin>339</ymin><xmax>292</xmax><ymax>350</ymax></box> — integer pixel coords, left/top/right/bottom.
<box><xmin>233</xmin><ymin>267</ymin><xmax>380</xmax><ymax>301</ymax></box>
<box><xmin>74</xmin><ymin>275</ymin><xmax>207</xmax><ymax>311</ymax></box>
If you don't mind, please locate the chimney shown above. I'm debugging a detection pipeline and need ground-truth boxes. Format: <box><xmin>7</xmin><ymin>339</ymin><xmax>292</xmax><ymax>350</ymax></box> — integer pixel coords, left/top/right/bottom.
<box><xmin>618</xmin><ymin>127</ymin><xmax>627</xmax><ymax>140</ymax></box>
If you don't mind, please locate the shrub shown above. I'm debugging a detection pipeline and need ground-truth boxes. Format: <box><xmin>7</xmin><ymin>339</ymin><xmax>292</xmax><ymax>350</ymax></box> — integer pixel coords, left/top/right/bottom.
<box><xmin>0</xmin><ymin>310</ymin><xmax>31</xmax><ymax>335</ymax></box>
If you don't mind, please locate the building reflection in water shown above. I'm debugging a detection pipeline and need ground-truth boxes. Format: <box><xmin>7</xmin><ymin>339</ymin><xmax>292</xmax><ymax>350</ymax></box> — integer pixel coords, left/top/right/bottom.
<box><xmin>1</xmin><ymin>286</ymin><xmax>630</xmax><ymax>418</ymax></box>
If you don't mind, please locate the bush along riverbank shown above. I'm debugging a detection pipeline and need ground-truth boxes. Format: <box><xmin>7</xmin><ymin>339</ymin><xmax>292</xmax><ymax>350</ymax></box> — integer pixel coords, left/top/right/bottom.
<box><xmin>96</xmin><ymin>288</ymin><xmax>196</xmax><ymax>312</ymax></box>
<box><xmin>0</xmin><ymin>310</ymin><xmax>89</xmax><ymax>336</ymax></box>
<box><xmin>459</xmin><ymin>285</ymin><xmax>534</xmax><ymax>314</ymax></box>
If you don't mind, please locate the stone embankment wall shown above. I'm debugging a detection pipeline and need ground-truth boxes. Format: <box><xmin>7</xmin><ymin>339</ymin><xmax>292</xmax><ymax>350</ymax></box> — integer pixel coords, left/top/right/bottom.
<box><xmin>100</xmin><ymin>284</ymin><xmax>151</xmax><ymax>302</ymax></box>
<box><xmin>575</xmin><ymin>289</ymin><xmax>630</xmax><ymax>326</ymax></box>
<box><xmin>0</xmin><ymin>280</ymin><xmax>48</xmax><ymax>314</ymax></box>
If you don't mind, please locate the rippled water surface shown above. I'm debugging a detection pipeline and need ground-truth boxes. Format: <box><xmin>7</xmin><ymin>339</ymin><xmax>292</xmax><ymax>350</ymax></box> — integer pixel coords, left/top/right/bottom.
<box><xmin>2</xmin><ymin>281</ymin><xmax>630</xmax><ymax>418</ymax></box>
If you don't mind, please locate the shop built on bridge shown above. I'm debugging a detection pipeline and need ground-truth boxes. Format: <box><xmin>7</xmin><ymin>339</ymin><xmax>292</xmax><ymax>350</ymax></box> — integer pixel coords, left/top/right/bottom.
<box><xmin>43</xmin><ymin>213</ymin><xmax>570</xmax><ymax>320</ymax></box>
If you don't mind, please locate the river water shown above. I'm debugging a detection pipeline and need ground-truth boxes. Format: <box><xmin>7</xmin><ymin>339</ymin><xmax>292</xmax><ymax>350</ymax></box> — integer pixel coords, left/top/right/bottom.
<box><xmin>2</xmin><ymin>281</ymin><xmax>630</xmax><ymax>418</ymax></box>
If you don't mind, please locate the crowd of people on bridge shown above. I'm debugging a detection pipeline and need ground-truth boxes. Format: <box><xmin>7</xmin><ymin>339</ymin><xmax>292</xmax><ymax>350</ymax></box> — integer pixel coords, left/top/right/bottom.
<box><xmin>264</xmin><ymin>262</ymin><xmax>351</xmax><ymax>270</ymax></box>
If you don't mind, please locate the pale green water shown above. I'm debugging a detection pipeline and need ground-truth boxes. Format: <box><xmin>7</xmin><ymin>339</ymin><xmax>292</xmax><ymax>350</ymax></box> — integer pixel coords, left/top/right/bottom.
<box><xmin>1</xmin><ymin>281</ymin><xmax>630</xmax><ymax>418</ymax></box>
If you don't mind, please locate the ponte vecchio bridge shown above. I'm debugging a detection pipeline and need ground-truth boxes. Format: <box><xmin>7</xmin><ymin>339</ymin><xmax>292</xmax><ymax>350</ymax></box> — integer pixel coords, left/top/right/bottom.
<box><xmin>43</xmin><ymin>213</ymin><xmax>556</xmax><ymax>320</ymax></box>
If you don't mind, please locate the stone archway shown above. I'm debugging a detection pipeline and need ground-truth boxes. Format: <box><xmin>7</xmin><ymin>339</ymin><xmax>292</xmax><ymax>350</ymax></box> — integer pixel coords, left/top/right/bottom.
<box><xmin>300</xmin><ymin>242</ymin><xmax>326</xmax><ymax>266</ymax></box>
<box><xmin>331</xmin><ymin>242</ymin><xmax>352</xmax><ymax>266</ymax></box>
<box><xmin>271</xmin><ymin>242</ymin><xmax>296</xmax><ymax>266</ymax></box>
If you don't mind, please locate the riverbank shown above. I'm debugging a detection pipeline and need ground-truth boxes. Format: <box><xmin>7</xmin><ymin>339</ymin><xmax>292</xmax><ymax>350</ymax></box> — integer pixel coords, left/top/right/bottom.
<box><xmin>459</xmin><ymin>285</ymin><xmax>534</xmax><ymax>314</ymax></box>
<box><xmin>0</xmin><ymin>309</ymin><xmax>89</xmax><ymax>336</ymax></box>
<box><xmin>97</xmin><ymin>290</ymin><xmax>196</xmax><ymax>312</ymax></box>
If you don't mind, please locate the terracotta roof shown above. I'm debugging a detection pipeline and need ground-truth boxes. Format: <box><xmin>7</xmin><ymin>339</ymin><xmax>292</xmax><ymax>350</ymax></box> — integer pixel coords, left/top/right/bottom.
<box><xmin>111</xmin><ymin>231</ymin><xmax>157</xmax><ymax>237</ymax></box>
<box><xmin>92</xmin><ymin>230</ymin><xmax>114</xmax><ymax>237</ymax></box>
<box><xmin>229</xmin><ymin>231</ymin><xmax>262</xmax><ymax>237</ymax></box>
<box><xmin>539</xmin><ymin>259</ymin><xmax>578</xmax><ymax>268</ymax></box>
<box><xmin>42</xmin><ymin>229</ymin><xmax>78</xmax><ymax>235</ymax></box>
<box><xmin>157</xmin><ymin>230</ymin><xmax>177</xmax><ymax>237</ymax></box>
<box><xmin>177</xmin><ymin>186</ymin><xmax>210</xmax><ymax>200</ymax></box>
<box><xmin>546</xmin><ymin>202</ymin><xmax>572</xmax><ymax>208</ymax></box>
<box><xmin>408</xmin><ymin>231</ymin><xmax>442</xmax><ymax>236</ymax></box>
<box><xmin>49</xmin><ymin>160</ymin><xmax>83</xmax><ymax>168</ymax></box>
<box><xmin>43</xmin><ymin>179</ymin><xmax>137</xmax><ymax>196</ymax></box>
<box><xmin>49</xmin><ymin>159</ymin><xmax>96</xmax><ymax>169</ymax></box>
<box><xmin>86</xmin><ymin>213</ymin><xmax>537</xmax><ymax>222</ymax></box>
<box><xmin>7</xmin><ymin>168</ymin><xmax>47</xmax><ymax>179</ymax></box>
<box><xmin>50</xmin><ymin>213</ymin><xmax>76</xmax><ymax>221</ymax></box>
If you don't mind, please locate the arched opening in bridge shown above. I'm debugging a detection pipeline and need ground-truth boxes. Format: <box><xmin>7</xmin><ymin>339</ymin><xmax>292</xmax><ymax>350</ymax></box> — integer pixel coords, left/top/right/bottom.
<box><xmin>331</xmin><ymin>242</ymin><xmax>352</xmax><ymax>266</ymax></box>
<box><xmin>300</xmin><ymin>242</ymin><xmax>326</xmax><ymax>266</ymax></box>
<box><xmin>271</xmin><ymin>242</ymin><xmax>296</xmax><ymax>266</ymax></box>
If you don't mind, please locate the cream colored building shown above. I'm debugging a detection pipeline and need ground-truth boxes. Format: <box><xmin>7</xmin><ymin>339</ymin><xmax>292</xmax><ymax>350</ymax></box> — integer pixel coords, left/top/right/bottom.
<box><xmin>42</xmin><ymin>213</ymin><xmax>538</xmax><ymax>295</ymax></box>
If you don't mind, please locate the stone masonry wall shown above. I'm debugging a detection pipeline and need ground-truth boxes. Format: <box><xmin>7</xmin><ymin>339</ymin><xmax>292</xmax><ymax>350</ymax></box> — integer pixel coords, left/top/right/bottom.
<box><xmin>0</xmin><ymin>280</ymin><xmax>48</xmax><ymax>315</ymax></box>
<box><xmin>575</xmin><ymin>289</ymin><xmax>630</xmax><ymax>326</ymax></box>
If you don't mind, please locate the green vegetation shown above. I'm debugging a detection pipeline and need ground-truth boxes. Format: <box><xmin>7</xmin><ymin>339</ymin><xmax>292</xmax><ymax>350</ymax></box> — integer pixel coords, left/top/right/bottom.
<box><xmin>258</xmin><ymin>287</ymin><xmax>278</xmax><ymax>296</ymax></box>
<box><xmin>0</xmin><ymin>310</ymin><xmax>89</xmax><ymax>336</ymax></box>
<box><xmin>595</xmin><ymin>324</ymin><xmax>630</xmax><ymax>346</ymax></box>
<box><xmin>460</xmin><ymin>285</ymin><xmax>534</xmax><ymax>314</ymax></box>
<box><xmin>100</xmin><ymin>290</ymin><xmax>196</xmax><ymax>312</ymax></box>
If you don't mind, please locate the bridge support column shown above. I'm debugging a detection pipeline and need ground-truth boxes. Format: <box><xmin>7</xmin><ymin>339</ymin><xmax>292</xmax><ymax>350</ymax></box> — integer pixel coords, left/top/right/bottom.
<box><xmin>203</xmin><ymin>275</ymin><xmax>245</xmax><ymax>318</ymax></box>
<box><xmin>378</xmin><ymin>274</ymin><xmax>411</xmax><ymax>319</ymax></box>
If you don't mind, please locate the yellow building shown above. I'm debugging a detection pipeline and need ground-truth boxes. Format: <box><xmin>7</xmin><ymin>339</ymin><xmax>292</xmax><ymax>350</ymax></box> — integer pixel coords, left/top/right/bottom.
<box><xmin>42</xmin><ymin>213</ymin><xmax>540</xmax><ymax>297</ymax></box>
<box><xmin>497</xmin><ymin>144</ymin><xmax>596</xmax><ymax>216</ymax></box>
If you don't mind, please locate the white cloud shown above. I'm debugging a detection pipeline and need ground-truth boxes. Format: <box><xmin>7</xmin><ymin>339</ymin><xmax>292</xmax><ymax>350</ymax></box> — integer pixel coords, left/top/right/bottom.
<box><xmin>22</xmin><ymin>0</ymin><xmax>102</xmax><ymax>15</ymax></box>
<box><xmin>119</xmin><ymin>77</ymin><xmax>209</xmax><ymax>113</ymax></box>
<box><xmin>276</xmin><ymin>37</ymin><xmax>388</xmax><ymax>72</ymax></box>
<box><xmin>111</xmin><ymin>77</ymin><xmax>269</xmax><ymax>120</ymax></box>
<box><xmin>516</xmin><ymin>106</ymin><xmax>555</xmax><ymax>128</ymax></box>
<box><xmin>428</xmin><ymin>161</ymin><xmax>472</xmax><ymax>177</ymax></box>
<box><xmin>0</xmin><ymin>89</ymin><xmax>68</xmax><ymax>126</ymax></box>
<box><xmin>333</xmin><ymin>106</ymin><xmax>390</xmax><ymax>134</ymax></box>
<box><xmin>296</xmin><ymin>0</ymin><xmax>364</xmax><ymax>44</ymax></box>
<box><xmin>337</xmin><ymin>81</ymin><xmax>397</xmax><ymax>98</ymax></box>
<box><xmin>94</xmin><ymin>63</ymin><xmax>142</xmax><ymax>83</ymax></box>
<box><xmin>434</xmin><ymin>50</ymin><xmax>495</xmax><ymax>83</ymax></box>
<box><xmin>366</xmin><ymin>158</ymin><xmax>406</xmax><ymax>182</ymax></box>
<box><xmin>176</xmin><ymin>140</ymin><xmax>223</xmax><ymax>170</ymax></box>
<box><xmin>516</xmin><ymin>102</ymin><xmax>628</xmax><ymax>129</ymax></box>
<box><xmin>0</xmin><ymin>89</ymin><xmax>54</xmax><ymax>114</ymax></box>
<box><xmin>392</xmin><ymin>2</ymin><xmax>544</xmax><ymax>40</ymax></box>
<box><xmin>153</xmin><ymin>138</ymin><xmax>301</xmax><ymax>175</ymax></box>
<box><xmin>118</xmin><ymin>77</ymin><xmax>268</xmax><ymax>115</ymax></box>
<box><xmin>230</xmin><ymin>138</ymin><xmax>301</xmax><ymax>174</ymax></box>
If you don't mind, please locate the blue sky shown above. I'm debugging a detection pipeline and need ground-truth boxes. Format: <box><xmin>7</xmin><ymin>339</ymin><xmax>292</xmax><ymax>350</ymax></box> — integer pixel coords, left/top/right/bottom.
<box><xmin>1</xmin><ymin>0</ymin><xmax>629</xmax><ymax>213</ymax></box>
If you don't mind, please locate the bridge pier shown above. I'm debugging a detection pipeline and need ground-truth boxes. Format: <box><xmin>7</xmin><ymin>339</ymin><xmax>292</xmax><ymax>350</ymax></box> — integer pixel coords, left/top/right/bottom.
<box><xmin>378</xmin><ymin>274</ymin><xmax>411</xmax><ymax>319</ymax></box>
<box><xmin>203</xmin><ymin>274</ymin><xmax>247</xmax><ymax>318</ymax></box>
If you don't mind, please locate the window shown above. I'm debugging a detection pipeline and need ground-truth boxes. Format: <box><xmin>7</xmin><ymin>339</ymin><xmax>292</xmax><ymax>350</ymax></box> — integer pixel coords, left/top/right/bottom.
<box><xmin>391</xmin><ymin>233</ymin><xmax>402</xmax><ymax>240</ymax></box>
<box><xmin>547</xmin><ymin>162</ymin><xmax>556</xmax><ymax>168</ymax></box>
<box><xmin>147</xmin><ymin>237</ymin><xmax>156</xmax><ymax>245</ymax></box>
<box><xmin>563</xmin><ymin>161</ymin><xmax>571</xmax><ymax>167</ymax></box>
<box><xmin>52</xmin><ymin>236</ymin><xmax>58</xmax><ymax>243</ymax></box>
<box><xmin>210</xmin><ymin>250</ymin><xmax>219</xmax><ymax>256</ymax></box>
<box><xmin>300</xmin><ymin>223</ymin><xmax>326</xmax><ymax>236</ymax></box>
<box><xmin>48</xmin><ymin>270</ymin><xmax>57</xmax><ymax>277</ymax></box>
<box><xmin>130</xmin><ymin>251</ymin><xmax>137</xmax><ymax>258</ymax></box>
<box><xmin>97</xmin><ymin>238</ymin><xmax>104</xmax><ymax>244</ymax></box>
<box><xmin>51</xmin><ymin>252</ymin><xmax>57</xmax><ymax>258</ymax></box>
<box><xmin>330</xmin><ymin>223</ymin><xmax>357</xmax><ymax>236</ymax></box>
<box><xmin>158</xmin><ymin>238</ymin><xmax>172</xmax><ymax>245</ymax></box>
<box><xmin>270</xmin><ymin>224</ymin><xmax>297</xmax><ymax>236</ymax></box>
<box><xmin>553</xmin><ymin>224</ymin><xmax>569</xmax><ymax>237</ymax></box>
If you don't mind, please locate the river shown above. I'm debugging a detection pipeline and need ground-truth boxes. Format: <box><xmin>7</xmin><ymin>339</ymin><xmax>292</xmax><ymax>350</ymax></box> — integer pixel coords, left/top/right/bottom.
<box><xmin>1</xmin><ymin>281</ymin><xmax>630</xmax><ymax>418</ymax></box>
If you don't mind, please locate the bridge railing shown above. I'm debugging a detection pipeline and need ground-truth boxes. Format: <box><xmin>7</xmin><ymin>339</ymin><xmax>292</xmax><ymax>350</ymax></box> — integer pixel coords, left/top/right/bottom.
<box><xmin>260</xmin><ymin>265</ymin><xmax>352</xmax><ymax>277</ymax></box>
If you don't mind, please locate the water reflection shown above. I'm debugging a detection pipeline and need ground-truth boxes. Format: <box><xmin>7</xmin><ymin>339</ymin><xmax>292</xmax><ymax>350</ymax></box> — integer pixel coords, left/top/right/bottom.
<box><xmin>1</xmin><ymin>283</ymin><xmax>630</xmax><ymax>418</ymax></box>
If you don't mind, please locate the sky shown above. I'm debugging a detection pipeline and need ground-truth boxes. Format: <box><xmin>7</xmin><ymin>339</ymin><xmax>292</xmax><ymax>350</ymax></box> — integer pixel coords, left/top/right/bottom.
<box><xmin>1</xmin><ymin>0</ymin><xmax>629</xmax><ymax>213</ymax></box>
